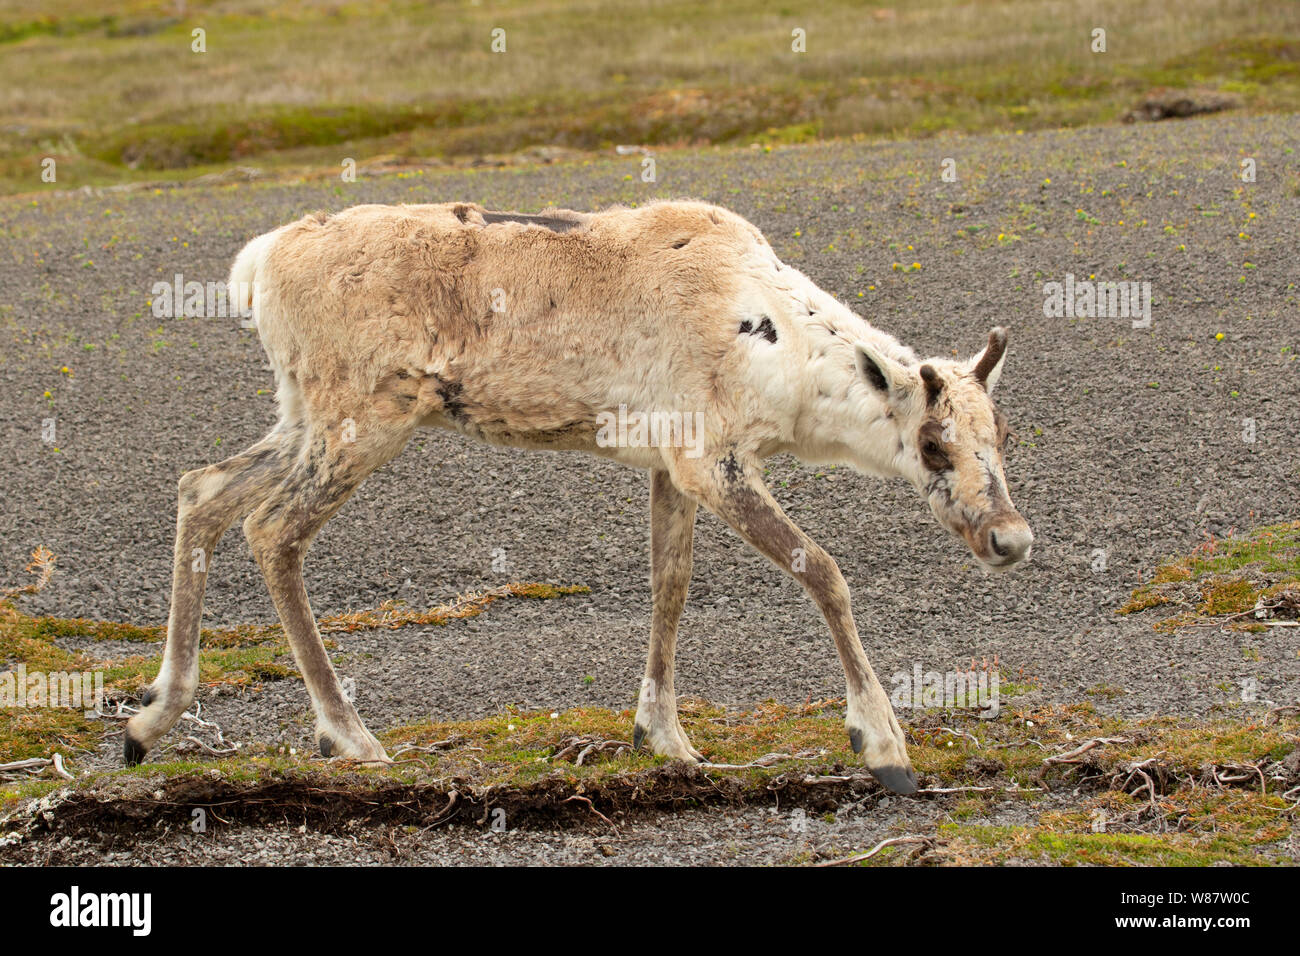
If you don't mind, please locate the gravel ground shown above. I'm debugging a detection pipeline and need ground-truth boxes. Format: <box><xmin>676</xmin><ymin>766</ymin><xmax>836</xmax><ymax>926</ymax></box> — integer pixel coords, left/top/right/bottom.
<box><xmin>2</xmin><ymin>112</ymin><xmax>1298</xmax><ymax>863</ymax></box>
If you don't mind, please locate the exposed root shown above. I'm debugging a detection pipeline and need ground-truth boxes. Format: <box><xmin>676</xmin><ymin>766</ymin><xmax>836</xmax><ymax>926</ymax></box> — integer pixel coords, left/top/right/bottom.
<box><xmin>815</xmin><ymin>835</ymin><xmax>934</xmax><ymax>867</ymax></box>
<box><xmin>549</xmin><ymin>736</ymin><xmax>632</xmax><ymax>765</ymax></box>
<box><xmin>1042</xmin><ymin>736</ymin><xmax>1130</xmax><ymax>766</ymax></box>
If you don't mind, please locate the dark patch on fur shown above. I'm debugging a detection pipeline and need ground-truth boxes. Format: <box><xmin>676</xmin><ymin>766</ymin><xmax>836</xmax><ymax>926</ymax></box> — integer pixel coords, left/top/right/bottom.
<box><xmin>452</xmin><ymin>204</ymin><xmax>472</xmax><ymax>223</ymax></box>
<box><xmin>983</xmin><ymin>463</ymin><xmax>1011</xmax><ymax>509</ymax></box>
<box><xmin>434</xmin><ymin>374</ymin><xmax>468</xmax><ymax>422</ymax></box>
<box><xmin>633</xmin><ymin>724</ymin><xmax>646</xmax><ymax>751</ymax></box>
<box><xmin>481</xmin><ymin>211</ymin><xmax>582</xmax><ymax>233</ymax></box>
<box><xmin>671</xmin><ymin>237</ymin><xmax>689</xmax><ymax>249</ymax></box>
<box><xmin>738</xmin><ymin>316</ymin><xmax>777</xmax><ymax>343</ymax></box>
<box><xmin>141</xmin><ymin>687</ymin><xmax>155</xmax><ymax>708</ymax></box>
<box><xmin>848</xmin><ymin>727</ymin><xmax>865</xmax><ymax>754</ymax></box>
<box><xmin>719</xmin><ymin>451</ymin><xmax>744</xmax><ymax>483</ymax></box>
<box><xmin>319</xmin><ymin>734</ymin><xmax>333</xmax><ymax>758</ymax></box>
<box><xmin>925</xmin><ymin>473</ymin><xmax>953</xmax><ymax>505</ymax></box>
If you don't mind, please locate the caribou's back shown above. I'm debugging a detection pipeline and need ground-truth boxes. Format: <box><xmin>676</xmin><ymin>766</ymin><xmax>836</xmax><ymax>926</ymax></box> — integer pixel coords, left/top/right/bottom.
<box><xmin>239</xmin><ymin>201</ymin><xmax>770</xmax><ymax>450</ymax></box>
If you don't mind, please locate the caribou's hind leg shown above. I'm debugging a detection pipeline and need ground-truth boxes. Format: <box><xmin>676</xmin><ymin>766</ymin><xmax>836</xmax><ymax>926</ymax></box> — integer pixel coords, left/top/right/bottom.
<box><xmin>633</xmin><ymin>469</ymin><xmax>704</xmax><ymax>762</ymax></box>
<box><xmin>242</xmin><ymin>420</ymin><xmax>411</xmax><ymax>762</ymax></box>
<box><xmin>671</xmin><ymin>451</ymin><xmax>918</xmax><ymax>795</ymax></box>
<box><xmin>125</xmin><ymin>422</ymin><xmax>300</xmax><ymax>764</ymax></box>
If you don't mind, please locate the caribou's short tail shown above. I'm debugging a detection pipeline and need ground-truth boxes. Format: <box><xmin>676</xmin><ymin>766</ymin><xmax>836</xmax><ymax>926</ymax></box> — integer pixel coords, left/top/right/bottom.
<box><xmin>228</xmin><ymin>228</ymin><xmax>284</xmax><ymax>327</ymax></box>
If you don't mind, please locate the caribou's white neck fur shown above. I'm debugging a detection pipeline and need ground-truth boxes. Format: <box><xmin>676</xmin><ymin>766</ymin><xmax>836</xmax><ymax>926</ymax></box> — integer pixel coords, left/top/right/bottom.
<box><xmin>737</xmin><ymin>256</ymin><xmax>920</xmax><ymax>480</ymax></box>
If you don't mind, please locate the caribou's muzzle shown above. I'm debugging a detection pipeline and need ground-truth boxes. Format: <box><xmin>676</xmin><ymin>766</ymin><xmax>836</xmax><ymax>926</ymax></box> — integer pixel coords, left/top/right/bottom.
<box><xmin>978</xmin><ymin>513</ymin><xmax>1034</xmax><ymax>568</ymax></box>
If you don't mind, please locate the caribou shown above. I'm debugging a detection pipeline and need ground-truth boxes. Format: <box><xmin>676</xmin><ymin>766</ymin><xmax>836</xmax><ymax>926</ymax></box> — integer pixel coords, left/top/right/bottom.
<box><xmin>125</xmin><ymin>200</ymin><xmax>1033</xmax><ymax>794</ymax></box>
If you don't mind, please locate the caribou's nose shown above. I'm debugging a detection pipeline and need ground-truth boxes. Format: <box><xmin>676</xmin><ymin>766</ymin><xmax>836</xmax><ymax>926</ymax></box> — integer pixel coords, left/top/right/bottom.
<box><xmin>986</xmin><ymin>521</ymin><xmax>1033</xmax><ymax>565</ymax></box>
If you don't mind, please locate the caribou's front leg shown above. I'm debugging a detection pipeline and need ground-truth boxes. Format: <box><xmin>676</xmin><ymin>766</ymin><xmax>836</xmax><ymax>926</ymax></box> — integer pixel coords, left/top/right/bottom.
<box><xmin>673</xmin><ymin>452</ymin><xmax>917</xmax><ymax>795</ymax></box>
<box><xmin>633</xmin><ymin>469</ymin><xmax>704</xmax><ymax>762</ymax></box>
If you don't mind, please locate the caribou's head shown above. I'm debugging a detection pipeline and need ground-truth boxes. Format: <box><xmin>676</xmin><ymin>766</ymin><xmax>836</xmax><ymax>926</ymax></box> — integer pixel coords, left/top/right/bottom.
<box><xmin>854</xmin><ymin>328</ymin><xmax>1033</xmax><ymax>570</ymax></box>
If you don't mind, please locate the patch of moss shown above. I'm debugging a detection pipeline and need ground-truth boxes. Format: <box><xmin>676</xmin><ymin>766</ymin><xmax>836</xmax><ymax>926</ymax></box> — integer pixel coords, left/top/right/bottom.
<box><xmin>934</xmin><ymin>823</ymin><xmax>1267</xmax><ymax>866</ymax></box>
<box><xmin>1200</xmin><ymin>578</ymin><xmax>1258</xmax><ymax>615</ymax></box>
<box><xmin>1118</xmin><ymin>522</ymin><xmax>1300</xmax><ymax>630</ymax></box>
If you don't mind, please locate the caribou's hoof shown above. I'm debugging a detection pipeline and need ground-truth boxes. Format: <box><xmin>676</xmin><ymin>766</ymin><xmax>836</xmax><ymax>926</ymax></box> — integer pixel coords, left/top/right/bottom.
<box><xmin>318</xmin><ymin>734</ymin><xmax>333</xmax><ymax>758</ymax></box>
<box><xmin>123</xmin><ymin>733</ymin><xmax>147</xmax><ymax>767</ymax></box>
<box><xmin>868</xmin><ymin>764</ymin><xmax>919</xmax><ymax>796</ymax></box>
<box><xmin>848</xmin><ymin>728</ymin><xmax>918</xmax><ymax>794</ymax></box>
<box><xmin>632</xmin><ymin>722</ymin><xmax>705</xmax><ymax>762</ymax></box>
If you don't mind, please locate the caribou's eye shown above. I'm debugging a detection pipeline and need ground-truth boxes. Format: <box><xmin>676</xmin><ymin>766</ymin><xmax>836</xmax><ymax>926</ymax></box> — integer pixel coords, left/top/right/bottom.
<box><xmin>920</xmin><ymin>439</ymin><xmax>950</xmax><ymax>470</ymax></box>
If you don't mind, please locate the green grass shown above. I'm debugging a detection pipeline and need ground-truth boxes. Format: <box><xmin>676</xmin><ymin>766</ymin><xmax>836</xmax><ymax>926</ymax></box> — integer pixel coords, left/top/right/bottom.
<box><xmin>3</xmin><ymin>0</ymin><xmax>1299</xmax><ymax>195</ymax></box>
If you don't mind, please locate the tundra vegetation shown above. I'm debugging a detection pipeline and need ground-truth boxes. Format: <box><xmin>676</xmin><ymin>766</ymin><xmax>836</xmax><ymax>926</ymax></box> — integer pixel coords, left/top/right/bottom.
<box><xmin>2</xmin><ymin>0</ymin><xmax>1298</xmax><ymax>195</ymax></box>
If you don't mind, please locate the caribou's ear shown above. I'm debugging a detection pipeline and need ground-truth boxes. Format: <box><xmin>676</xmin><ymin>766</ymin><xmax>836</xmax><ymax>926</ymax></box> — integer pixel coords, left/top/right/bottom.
<box><xmin>855</xmin><ymin>341</ymin><xmax>913</xmax><ymax>398</ymax></box>
<box><xmin>970</xmin><ymin>327</ymin><xmax>1008</xmax><ymax>394</ymax></box>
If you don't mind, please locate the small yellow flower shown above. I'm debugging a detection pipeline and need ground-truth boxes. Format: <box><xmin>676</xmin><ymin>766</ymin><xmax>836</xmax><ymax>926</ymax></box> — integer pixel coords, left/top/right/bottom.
<box><xmin>43</xmin><ymin>390</ymin><xmax>52</xmax><ymax>399</ymax></box>
<box><xmin>911</xmin><ymin>262</ymin><xmax>921</xmax><ymax>270</ymax></box>
<box><xmin>1215</xmin><ymin>332</ymin><xmax>1225</xmax><ymax>341</ymax></box>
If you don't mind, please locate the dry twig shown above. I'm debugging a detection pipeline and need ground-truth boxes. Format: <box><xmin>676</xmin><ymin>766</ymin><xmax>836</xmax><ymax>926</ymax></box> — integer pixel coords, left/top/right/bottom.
<box><xmin>815</xmin><ymin>835</ymin><xmax>932</xmax><ymax>867</ymax></box>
